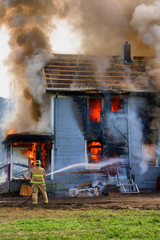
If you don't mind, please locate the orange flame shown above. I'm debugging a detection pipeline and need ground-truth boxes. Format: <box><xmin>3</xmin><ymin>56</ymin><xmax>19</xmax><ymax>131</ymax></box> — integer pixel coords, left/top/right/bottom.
<box><xmin>111</xmin><ymin>96</ymin><xmax>122</xmax><ymax>112</ymax></box>
<box><xmin>12</xmin><ymin>142</ymin><xmax>51</xmax><ymax>168</ymax></box>
<box><xmin>6</xmin><ymin>128</ymin><xmax>17</xmax><ymax>136</ymax></box>
<box><xmin>89</xmin><ymin>99</ymin><xmax>101</xmax><ymax>122</ymax></box>
<box><xmin>88</xmin><ymin>141</ymin><xmax>101</xmax><ymax>163</ymax></box>
<box><xmin>27</xmin><ymin>143</ymin><xmax>37</xmax><ymax>167</ymax></box>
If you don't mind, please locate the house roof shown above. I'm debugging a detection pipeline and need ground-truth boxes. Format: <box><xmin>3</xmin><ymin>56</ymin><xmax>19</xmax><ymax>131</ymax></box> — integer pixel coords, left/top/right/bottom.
<box><xmin>42</xmin><ymin>54</ymin><xmax>155</xmax><ymax>93</ymax></box>
<box><xmin>3</xmin><ymin>132</ymin><xmax>54</xmax><ymax>145</ymax></box>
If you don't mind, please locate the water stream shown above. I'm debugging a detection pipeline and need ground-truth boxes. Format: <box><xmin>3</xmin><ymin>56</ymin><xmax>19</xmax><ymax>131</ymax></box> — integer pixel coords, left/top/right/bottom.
<box><xmin>46</xmin><ymin>158</ymin><xmax>123</xmax><ymax>176</ymax></box>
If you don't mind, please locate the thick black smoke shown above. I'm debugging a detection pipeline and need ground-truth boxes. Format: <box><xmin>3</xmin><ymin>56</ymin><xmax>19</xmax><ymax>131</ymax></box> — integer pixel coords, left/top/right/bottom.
<box><xmin>0</xmin><ymin>0</ymin><xmax>159</xmax><ymax>135</ymax></box>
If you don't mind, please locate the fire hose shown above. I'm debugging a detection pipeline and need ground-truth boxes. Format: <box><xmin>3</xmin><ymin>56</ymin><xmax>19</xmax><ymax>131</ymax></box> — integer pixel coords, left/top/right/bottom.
<box><xmin>17</xmin><ymin>171</ymin><xmax>85</xmax><ymax>206</ymax></box>
<box><xmin>17</xmin><ymin>175</ymin><xmax>32</xmax><ymax>206</ymax></box>
<box><xmin>0</xmin><ymin>170</ymin><xmax>85</xmax><ymax>206</ymax></box>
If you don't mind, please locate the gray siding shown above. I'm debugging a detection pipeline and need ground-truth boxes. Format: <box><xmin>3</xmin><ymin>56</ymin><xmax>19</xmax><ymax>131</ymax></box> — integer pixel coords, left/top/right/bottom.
<box><xmin>53</xmin><ymin>97</ymin><xmax>96</xmax><ymax>195</ymax></box>
<box><xmin>51</xmin><ymin>95</ymin><xmax>160</xmax><ymax>196</ymax></box>
<box><xmin>129</xmin><ymin>97</ymin><xmax>160</xmax><ymax>189</ymax></box>
<box><xmin>55</xmin><ymin>97</ymin><xmax>85</xmax><ymax>168</ymax></box>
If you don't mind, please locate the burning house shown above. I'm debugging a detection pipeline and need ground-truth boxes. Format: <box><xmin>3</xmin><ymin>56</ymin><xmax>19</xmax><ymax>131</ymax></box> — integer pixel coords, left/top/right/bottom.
<box><xmin>0</xmin><ymin>0</ymin><xmax>160</xmax><ymax>199</ymax></box>
<box><xmin>1</xmin><ymin>41</ymin><xmax>160</xmax><ymax>196</ymax></box>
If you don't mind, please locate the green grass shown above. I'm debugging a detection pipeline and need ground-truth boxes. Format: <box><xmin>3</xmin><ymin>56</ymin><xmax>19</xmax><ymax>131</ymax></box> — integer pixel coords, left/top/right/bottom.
<box><xmin>0</xmin><ymin>209</ymin><xmax>160</xmax><ymax>239</ymax></box>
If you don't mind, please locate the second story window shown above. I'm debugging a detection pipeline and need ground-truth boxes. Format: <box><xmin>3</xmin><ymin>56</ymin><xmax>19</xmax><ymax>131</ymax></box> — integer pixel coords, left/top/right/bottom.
<box><xmin>111</xmin><ymin>96</ymin><xmax>122</xmax><ymax>112</ymax></box>
<box><xmin>89</xmin><ymin>99</ymin><xmax>101</xmax><ymax>122</ymax></box>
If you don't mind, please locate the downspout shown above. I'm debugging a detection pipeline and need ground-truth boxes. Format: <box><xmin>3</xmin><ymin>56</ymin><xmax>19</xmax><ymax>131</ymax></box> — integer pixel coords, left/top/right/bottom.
<box><xmin>112</xmin><ymin>97</ymin><xmax>132</xmax><ymax>177</ymax></box>
<box><xmin>54</xmin><ymin>92</ymin><xmax>58</xmax><ymax>150</ymax></box>
<box><xmin>8</xmin><ymin>144</ymin><xmax>13</xmax><ymax>193</ymax></box>
<box><xmin>10</xmin><ymin>144</ymin><xmax>13</xmax><ymax>181</ymax></box>
<box><xmin>113</xmin><ymin>117</ymin><xmax>131</xmax><ymax>176</ymax></box>
<box><xmin>127</xmin><ymin>96</ymin><xmax>132</xmax><ymax>178</ymax></box>
<box><xmin>53</xmin><ymin>92</ymin><xmax>58</xmax><ymax>196</ymax></box>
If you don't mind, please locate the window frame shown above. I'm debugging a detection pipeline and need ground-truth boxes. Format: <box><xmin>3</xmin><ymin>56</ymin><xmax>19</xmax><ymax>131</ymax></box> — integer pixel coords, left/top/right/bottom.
<box><xmin>88</xmin><ymin>98</ymin><xmax>102</xmax><ymax>123</ymax></box>
<box><xmin>110</xmin><ymin>95</ymin><xmax>124</xmax><ymax>113</ymax></box>
<box><xmin>85</xmin><ymin>140</ymin><xmax>102</xmax><ymax>169</ymax></box>
<box><xmin>142</xmin><ymin>143</ymin><xmax>158</xmax><ymax>168</ymax></box>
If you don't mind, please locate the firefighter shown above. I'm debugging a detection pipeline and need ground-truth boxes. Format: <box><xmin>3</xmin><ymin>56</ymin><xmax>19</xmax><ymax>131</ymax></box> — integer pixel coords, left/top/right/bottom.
<box><xmin>30</xmin><ymin>159</ymin><xmax>48</xmax><ymax>205</ymax></box>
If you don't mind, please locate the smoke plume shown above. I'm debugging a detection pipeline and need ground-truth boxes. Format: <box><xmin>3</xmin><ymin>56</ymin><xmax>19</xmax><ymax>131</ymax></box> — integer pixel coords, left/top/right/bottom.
<box><xmin>0</xmin><ymin>0</ymin><xmax>160</xmax><ymax>135</ymax></box>
<box><xmin>66</xmin><ymin>0</ymin><xmax>154</xmax><ymax>56</ymax></box>
<box><xmin>0</xmin><ymin>0</ymin><xmax>68</xmax><ymax>134</ymax></box>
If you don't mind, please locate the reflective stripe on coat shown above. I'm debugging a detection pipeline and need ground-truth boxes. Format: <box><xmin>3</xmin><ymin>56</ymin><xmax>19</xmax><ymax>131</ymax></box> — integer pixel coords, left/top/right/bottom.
<box><xmin>30</xmin><ymin>166</ymin><xmax>46</xmax><ymax>184</ymax></box>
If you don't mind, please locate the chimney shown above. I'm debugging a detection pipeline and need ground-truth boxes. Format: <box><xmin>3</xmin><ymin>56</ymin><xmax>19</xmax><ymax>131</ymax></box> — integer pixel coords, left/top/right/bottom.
<box><xmin>123</xmin><ymin>41</ymin><xmax>133</xmax><ymax>64</ymax></box>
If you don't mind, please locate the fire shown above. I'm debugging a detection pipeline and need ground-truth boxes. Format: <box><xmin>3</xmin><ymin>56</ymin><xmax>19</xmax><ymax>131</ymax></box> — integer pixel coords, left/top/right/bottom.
<box><xmin>89</xmin><ymin>99</ymin><xmax>101</xmax><ymax>122</ymax></box>
<box><xmin>111</xmin><ymin>96</ymin><xmax>122</xmax><ymax>112</ymax></box>
<box><xmin>12</xmin><ymin>142</ymin><xmax>51</xmax><ymax>168</ymax></box>
<box><xmin>26</xmin><ymin>142</ymin><xmax>51</xmax><ymax>167</ymax></box>
<box><xmin>26</xmin><ymin>143</ymin><xmax>37</xmax><ymax>167</ymax></box>
<box><xmin>6</xmin><ymin>128</ymin><xmax>16</xmax><ymax>136</ymax></box>
<box><xmin>88</xmin><ymin>141</ymin><xmax>101</xmax><ymax>163</ymax></box>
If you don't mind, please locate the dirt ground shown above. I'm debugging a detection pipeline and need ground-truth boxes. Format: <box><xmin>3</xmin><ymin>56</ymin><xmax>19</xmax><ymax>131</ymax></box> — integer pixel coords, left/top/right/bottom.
<box><xmin>1</xmin><ymin>192</ymin><xmax>160</xmax><ymax>210</ymax></box>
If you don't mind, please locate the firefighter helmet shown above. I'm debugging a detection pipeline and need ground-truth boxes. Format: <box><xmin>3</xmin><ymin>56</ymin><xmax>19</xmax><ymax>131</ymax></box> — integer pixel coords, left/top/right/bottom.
<box><xmin>35</xmin><ymin>160</ymin><xmax>41</xmax><ymax>166</ymax></box>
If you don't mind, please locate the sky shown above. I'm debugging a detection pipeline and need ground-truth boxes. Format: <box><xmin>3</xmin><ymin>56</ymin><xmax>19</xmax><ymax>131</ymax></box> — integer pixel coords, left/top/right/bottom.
<box><xmin>0</xmin><ymin>20</ymin><xmax>81</xmax><ymax>99</ymax></box>
<box><xmin>0</xmin><ymin>26</ymin><xmax>10</xmax><ymax>98</ymax></box>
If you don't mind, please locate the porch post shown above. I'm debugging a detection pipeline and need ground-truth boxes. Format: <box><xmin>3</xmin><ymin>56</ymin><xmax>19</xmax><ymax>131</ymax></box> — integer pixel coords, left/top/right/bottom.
<box><xmin>10</xmin><ymin>144</ymin><xmax>13</xmax><ymax>180</ymax></box>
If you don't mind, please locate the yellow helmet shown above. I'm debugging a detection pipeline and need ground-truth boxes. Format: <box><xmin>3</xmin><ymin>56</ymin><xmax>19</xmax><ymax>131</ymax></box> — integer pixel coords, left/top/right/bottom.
<box><xmin>35</xmin><ymin>160</ymin><xmax>41</xmax><ymax>166</ymax></box>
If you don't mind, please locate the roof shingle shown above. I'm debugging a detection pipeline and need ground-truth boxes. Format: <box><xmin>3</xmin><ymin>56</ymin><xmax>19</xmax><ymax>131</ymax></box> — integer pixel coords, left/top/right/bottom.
<box><xmin>42</xmin><ymin>54</ymin><xmax>154</xmax><ymax>93</ymax></box>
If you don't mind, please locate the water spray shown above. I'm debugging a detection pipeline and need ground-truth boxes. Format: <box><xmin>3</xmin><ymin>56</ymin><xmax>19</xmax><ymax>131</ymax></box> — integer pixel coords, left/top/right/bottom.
<box><xmin>46</xmin><ymin>158</ymin><xmax>123</xmax><ymax>176</ymax></box>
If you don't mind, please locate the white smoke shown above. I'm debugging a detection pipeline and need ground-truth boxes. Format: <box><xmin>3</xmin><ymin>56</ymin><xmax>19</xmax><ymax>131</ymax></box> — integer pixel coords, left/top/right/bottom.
<box><xmin>128</xmin><ymin>109</ymin><xmax>144</xmax><ymax>173</ymax></box>
<box><xmin>92</xmin><ymin>178</ymin><xmax>107</xmax><ymax>192</ymax></box>
<box><xmin>131</xmin><ymin>1</ymin><xmax>160</xmax><ymax>50</ymax></box>
<box><xmin>107</xmin><ymin>112</ymin><xmax>128</xmax><ymax>142</ymax></box>
<box><xmin>131</xmin><ymin>0</ymin><xmax>160</xmax><ymax>84</ymax></box>
<box><xmin>0</xmin><ymin>0</ymin><xmax>67</xmax><ymax>134</ymax></box>
<box><xmin>0</xmin><ymin>169</ymin><xmax>7</xmax><ymax>184</ymax></box>
<box><xmin>25</xmin><ymin>49</ymin><xmax>52</xmax><ymax>132</ymax></box>
<box><xmin>140</xmin><ymin>147</ymin><xmax>152</xmax><ymax>174</ymax></box>
<box><xmin>0</xmin><ymin>0</ymin><xmax>160</xmax><ymax>179</ymax></box>
<box><xmin>107</xmin><ymin>109</ymin><xmax>153</xmax><ymax>174</ymax></box>
<box><xmin>25</xmin><ymin>49</ymin><xmax>52</xmax><ymax>102</ymax></box>
<box><xmin>128</xmin><ymin>108</ymin><xmax>156</xmax><ymax>174</ymax></box>
<box><xmin>0</xmin><ymin>0</ymin><xmax>159</xmax><ymax>135</ymax></box>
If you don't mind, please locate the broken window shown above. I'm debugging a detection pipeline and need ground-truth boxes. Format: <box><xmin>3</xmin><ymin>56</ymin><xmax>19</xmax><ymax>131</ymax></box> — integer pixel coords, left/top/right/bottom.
<box><xmin>11</xmin><ymin>142</ymin><xmax>51</xmax><ymax>179</ymax></box>
<box><xmin>87</xmin><ymin>141</ymin><xmax>101</xmax><ymax>164</ymax></box>
<box><xmin>12</xmin><ymin>146</ymin><xmax>29</xmax><ymax>178</ymax></box>
<box><xmin>142</xmin><ymin>144</ymin><xmax>157</xmax><ymax>167</ymax></box>
<box><xmin>111</xmin><ymin>96</ymin><xmax>122</xmax><ymax>112</ymax></box>
<box><xmin>89</xmin><ymin>99</ymin><xmax>101</xmax><ymax>122</ymax></box>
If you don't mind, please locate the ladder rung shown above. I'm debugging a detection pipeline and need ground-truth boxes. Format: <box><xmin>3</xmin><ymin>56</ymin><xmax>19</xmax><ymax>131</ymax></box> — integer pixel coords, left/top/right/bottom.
<box><xmin>120</xmin><ymin>184</ymin><xmax>137</xmax><ymax>187</ymax></box>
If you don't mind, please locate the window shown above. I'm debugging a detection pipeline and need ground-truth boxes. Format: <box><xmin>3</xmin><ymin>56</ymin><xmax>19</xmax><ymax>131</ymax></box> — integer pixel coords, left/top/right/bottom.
<box><xmin>142</xmin><ymin>144</ymin><xmax>157</xmax><ymax>167</ymax></box>
<box><xmin>111</xmin><ymin>96</ymin><xmax>122</xmax><ymax>112</ymax></box>
<box><xmin>11</xmin><ymin>142</ymin><xmax>51</xmax><ymax>179</ymax></box>
<box><xmin>87</xmin><ymin>141</ymin><xmax>101</xmax><ymax>164</ymax></box>
<box><xmin>89</xmin><ymin>99</ymin><xmax>101</xmax><ymax>122</ymax></box>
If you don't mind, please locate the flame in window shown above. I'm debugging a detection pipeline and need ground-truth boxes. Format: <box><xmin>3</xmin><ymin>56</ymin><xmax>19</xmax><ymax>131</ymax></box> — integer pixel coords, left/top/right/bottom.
<box><xmin>89</xmin><ymin>99</ymin><xmax>101</xmax><ymax>122</ymax></box>
<box><xmin>88</xmin><ymin>141</ymin><xmax>101</xmax><ymax>163</ymax></box>
<box><xmin>12</xmin><ymin>142</ymin><xmax>51</xmax><ymax>168</ymax></box>
<box><xmin>111</xmin><ymin>96</ymin><xmax>122</xmax><ymax>112</ymax></box>
<box><xmin>142</xmin><ymin>144</ymin><xmax>156</xmax><ymax>167</ymax></box>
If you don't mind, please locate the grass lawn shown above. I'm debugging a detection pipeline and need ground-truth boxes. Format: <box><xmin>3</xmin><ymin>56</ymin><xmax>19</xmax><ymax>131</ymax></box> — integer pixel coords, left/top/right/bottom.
<box><xmin>0</xmin><ymin>208</ymin><xmax>160</xmax><ymax>239</ymax></box>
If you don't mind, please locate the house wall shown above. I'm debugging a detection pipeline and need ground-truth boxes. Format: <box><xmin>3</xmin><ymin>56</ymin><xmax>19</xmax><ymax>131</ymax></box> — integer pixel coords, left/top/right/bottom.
<box><xmin>51</xmin><ymin>96</ymin><xmax>100</xmax><ymax>196</ymax></box>
<box><xmin>104</xmin><ymin>99</ymin><xmax>129</xmax><ymax>165</ymax></box>
<box><xmin>104</xmin><ymin>94</ymin><xmax>160</xmax><ymax>190</ymax></box>
<box><xmin>50</xmin><ymin>94</ymin><xmax>160</xmax><ymax>196</ymax></box>
<box><xmin>128</xmin><ymin>96</ymin><xmax>160</xmax><ymax>189</ymax></box>
<box><xmin>0</xmin><ymin>98</ymin><xmax>9</xmax><ymax>192</ymax></box>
